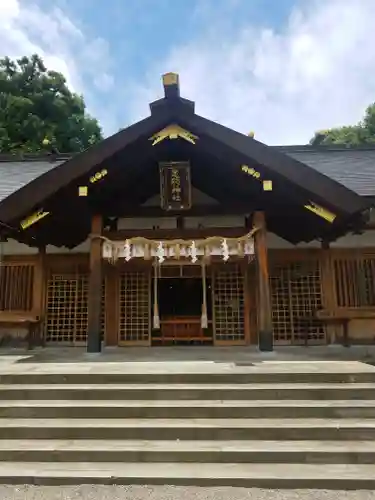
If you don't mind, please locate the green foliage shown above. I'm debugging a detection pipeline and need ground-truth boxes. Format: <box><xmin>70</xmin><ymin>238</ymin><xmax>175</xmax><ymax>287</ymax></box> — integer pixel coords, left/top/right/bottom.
<box><xmin>310</xmin><ymin>104</ymin><xmax>375</xmax><ymax>146</ymax></box>
<box><xmin>0</xmin><ymin>54</ymin><xmax>103</xmax><ymax>154</ymax></box>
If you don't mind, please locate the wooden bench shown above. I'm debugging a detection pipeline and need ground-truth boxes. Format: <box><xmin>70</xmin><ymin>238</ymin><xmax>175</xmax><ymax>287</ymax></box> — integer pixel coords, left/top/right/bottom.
<box><xmin>154</xmin><ymin>317</ymin><xmax>213</xmax><ymax>345</ymax></box>
<box><xmin>0</xmin><ymin>312</ymin><xmax>41</xmax><ymax>350</ymax></box>
<box><xmin>294</xmin><ymin>314</ymin><xmax>322</xmax><ymax>347</ymax></box>
<box><xmin>316</xmin><ymin>308</ymin><xmax>375</xmax><ymax>347</ymax></box>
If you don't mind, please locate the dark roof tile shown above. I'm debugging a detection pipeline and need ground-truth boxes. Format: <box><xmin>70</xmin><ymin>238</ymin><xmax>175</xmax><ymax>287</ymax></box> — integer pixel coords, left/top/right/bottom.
<box><xmin>0</xmin><ymin>160</ymin><xmax>64</xmax><ymax>203</ymax></box>
<box><xmin>0</xmin><ymin>146</ymin><xmax>374</xmax><ymax>202</ymax></box>
<box><xmin>276</xmin><ymin>146</ymin><xmax>375</xmax><ymax>196</ymax></box>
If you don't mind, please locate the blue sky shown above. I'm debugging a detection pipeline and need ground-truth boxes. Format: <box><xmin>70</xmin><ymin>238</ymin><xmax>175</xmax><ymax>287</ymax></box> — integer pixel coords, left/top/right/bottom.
<box><xmin>64</xmin><ymin>0</ymin><xmax>296</xmax><ymax>81</ymax></box>
<box><xmin>1</xmin><ymin>0</ymin><xmax>375</xmax><ymax>144</ymax></box>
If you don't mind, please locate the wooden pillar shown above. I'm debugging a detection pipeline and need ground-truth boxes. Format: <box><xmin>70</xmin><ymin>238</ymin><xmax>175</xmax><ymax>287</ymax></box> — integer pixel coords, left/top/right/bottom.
<box><xmin>243</xmin><ymin>216</ymin><xmax>252</xmax><ymax>345</ymax></box>
<box><xmin>32</xmin><ymin>246</ymin><xmax>47</xmax><ymax>346</ymax></box>
<box><xmin>253</xmin><ymin>211</ymin><xmax>273</xmax><ymax>351</ymax></box>
<box><xmin>87</xmin><ymin>214</ymin><xmax>103</xmax><ymax>353</ymax></box>
<box><xmin>320</xmin><ymin>241</ymin><xmax>337</xmax><ymax>344</ymax></box>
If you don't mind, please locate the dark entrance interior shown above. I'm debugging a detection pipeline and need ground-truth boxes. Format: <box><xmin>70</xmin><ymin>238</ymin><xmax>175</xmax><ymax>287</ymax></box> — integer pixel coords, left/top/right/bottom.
<box><xmin>152</xmin><ymin>275</ymin><xmax>213</xmax><ymax>345</ymax></box>
<box><xmin>159</xmin><ymin>278</ymin><xmax>212</xmax><ymax>317</ymax></box>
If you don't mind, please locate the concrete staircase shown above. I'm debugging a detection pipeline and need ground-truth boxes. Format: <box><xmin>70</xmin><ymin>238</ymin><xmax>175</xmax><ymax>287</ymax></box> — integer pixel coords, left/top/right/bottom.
<box><xmin>0</xmin><ymin>361</ymin><xmax>375</xmax><ymax>488</ymax></box>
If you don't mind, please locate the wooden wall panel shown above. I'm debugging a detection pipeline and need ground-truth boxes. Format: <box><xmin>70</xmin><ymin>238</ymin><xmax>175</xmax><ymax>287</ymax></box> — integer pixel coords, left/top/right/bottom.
<box><xmin>0</xmin><ymin>262</ymin><xmax>34</xmax><ymax>312</ymax></box>
<box><xmin>3</xmin><ymin>246</ymin><xmax>375</xmax><ymax>346</ymax></box>
<box><xmin>332</xmin><ymin>251</ymin><xmax>375</xmax><ymax>308</ymax></box>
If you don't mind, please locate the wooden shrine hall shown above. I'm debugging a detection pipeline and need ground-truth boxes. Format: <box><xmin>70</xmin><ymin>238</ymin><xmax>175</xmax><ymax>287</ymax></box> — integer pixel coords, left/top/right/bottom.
<box><xmin>0</xmin><ymin>73</ymin><xmax>374</xmax><ymax>351</ymax></box>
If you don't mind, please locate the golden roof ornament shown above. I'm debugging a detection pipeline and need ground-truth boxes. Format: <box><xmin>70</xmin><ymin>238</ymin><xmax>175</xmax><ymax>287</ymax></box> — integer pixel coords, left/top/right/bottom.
<box><xmin>248</xmin><ymin>131</ymin><xmax>255</xmax><ymax>138</ymax></box>
<box><xmin>162</xmin><ymin>72</ymin><xmax>179</xmax><ymax>86</ymax></box>
<box><xmin>149</xmin><ymin>124</ymin><xmax>198</xmax><ymax>146</ymax></box>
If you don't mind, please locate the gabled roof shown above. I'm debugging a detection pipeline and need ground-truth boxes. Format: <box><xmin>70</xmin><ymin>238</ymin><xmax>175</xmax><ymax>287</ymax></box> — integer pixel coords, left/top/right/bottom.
<box><xmin>0</xmin><ymin>74</ymin><xmax>371</xmax><ymax>246</ymax></box>
<box><xmin>2</xmin><ymin>145</ymin><xmax>375</xmax><ymax>199</ymax></box>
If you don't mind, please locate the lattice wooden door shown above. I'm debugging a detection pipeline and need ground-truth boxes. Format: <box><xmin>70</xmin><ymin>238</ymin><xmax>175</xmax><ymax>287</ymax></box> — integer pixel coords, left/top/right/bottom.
<box><xmin>212</xmin><ymin>264</ymin><xmax>245</xmax><ymax>344</ymax></box>
<box><xmin>270</xmin><ymin>259</ymin><xmax>325</xmax><ymax>345</ymax></box>
<box><xmin>45</xmin><ymin>273</ymin><xmax>106</xmax><ymax>345</ymax></box>
<box><xmin>118</xmin><ymin>271</ymin><xmax>151</xmax><ymax>345</ymax></box>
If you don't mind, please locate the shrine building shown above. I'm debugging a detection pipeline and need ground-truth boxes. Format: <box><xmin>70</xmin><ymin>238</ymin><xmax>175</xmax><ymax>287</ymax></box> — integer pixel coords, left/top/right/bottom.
<box><xmin>0</xmin><ymin>73</ymin><xmax>375</xmax><ymax>351</ymax></box>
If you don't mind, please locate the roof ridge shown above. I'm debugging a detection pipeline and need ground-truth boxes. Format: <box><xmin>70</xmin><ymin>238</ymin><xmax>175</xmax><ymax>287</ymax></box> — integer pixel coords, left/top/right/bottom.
<box><xmin>0</xmin><ymin>153</ymin><xmax>73</xmax><ymax>162</ymax></box>
<box><xmin>273</xmin><ymin>145</ymin><xmax>375</xmax><ymax>152</ymax></box>
<box><xmin>1</xmin><ymin>146</ymin><xmax>375</xmax><ymax>161</ymax></box>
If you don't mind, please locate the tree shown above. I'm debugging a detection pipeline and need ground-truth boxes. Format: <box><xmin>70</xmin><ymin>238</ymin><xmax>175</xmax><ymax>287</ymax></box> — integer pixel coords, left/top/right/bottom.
<box><xmin>310</xmin><ymin>103</ymin><xmax>375</xmax><ymax>146</ymax></box>
<box><xmin>0</xmin><ymin>54</ymin><xmax>103</xmax><ymax>154</ymax></box>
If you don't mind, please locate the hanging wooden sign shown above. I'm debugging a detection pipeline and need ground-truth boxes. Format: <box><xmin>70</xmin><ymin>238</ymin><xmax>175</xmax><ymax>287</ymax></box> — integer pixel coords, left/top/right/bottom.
<box><xmin>159</xmin><ymin>161</ymin><xmax>192</xmax><ymax>211</ymax></box>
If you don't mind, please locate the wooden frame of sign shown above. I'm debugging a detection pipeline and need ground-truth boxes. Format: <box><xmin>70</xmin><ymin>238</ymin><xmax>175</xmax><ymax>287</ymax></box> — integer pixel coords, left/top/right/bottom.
<box><xmin>159</xmin><ymin>161</ymin><xmax>192</xmax><ymax>211</ymax></box>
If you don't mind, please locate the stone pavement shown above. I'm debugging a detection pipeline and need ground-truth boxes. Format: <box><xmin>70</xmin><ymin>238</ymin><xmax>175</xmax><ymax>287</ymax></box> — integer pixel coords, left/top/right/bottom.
<box><xmin>1</xmin><ymin>344</ymin><xmax>375</xmax><ymax>365</ymax></box>
<box><xmin>2</xmin><ymin>485</ymin><xmax>375</xmax><ymax>500</ymax></box>
<box><xmin>0</xmin><ymin>345</ymin><xmax>375</xmax><ymax>375</ymax></box>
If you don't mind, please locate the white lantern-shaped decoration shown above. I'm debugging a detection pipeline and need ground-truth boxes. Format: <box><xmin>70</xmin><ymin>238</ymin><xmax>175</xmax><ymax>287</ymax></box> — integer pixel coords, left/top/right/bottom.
<box><xmin>156</xmin><ymin>241</ymin><xmax>165</xmax><ymax>263</ymax></box>
<box><xmin>124</xmin><ymin>240</ymin><xmax>131</xmax><ymax>262</ymax></box>
<box><xmin>222</xmin><ymin>238</ymin><xmax>229</xmax><ymax>261</ymax></box>
<box><xmin>190</xmin><ymin>241</ymin><xmax>198</xmax><ymax>263</ymax></box>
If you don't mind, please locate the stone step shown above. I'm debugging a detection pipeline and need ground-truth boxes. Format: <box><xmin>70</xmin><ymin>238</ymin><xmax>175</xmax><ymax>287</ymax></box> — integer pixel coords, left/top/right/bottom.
<box><xmin>1</xmin><ymin>370</ymin><xmax>375</xmax><ymax>385</ymax></box>
<box><xmin>1</xmin><ymin>383</ymin><xmax>375</xmax><ymax>400</ymax></box>
<box><xmin>0</xmin><ymin>439</ymin><xmax>374</xmax><ymax>464</ymax></box>
<box><xmin>0</xmin><ymin>418</ymin><xmax>374</xmax><ymax>440</ymax></box>
<box><xmin>1</xmin><ymin>361</ymin><xmax>374</xmax><ymax>489</ymax></box>
<box><xmin>1</xmin><ymin>399</ymin><xmax>375</xmax><ymax>419</ymax></box>
<box><xmin>0</xmin><ymin>462</ymin><xmax>374</xmax><ymax>488</ymax></box>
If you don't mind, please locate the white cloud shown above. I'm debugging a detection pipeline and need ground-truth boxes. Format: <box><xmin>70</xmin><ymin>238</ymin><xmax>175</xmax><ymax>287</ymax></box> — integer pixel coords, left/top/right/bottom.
<box><xmin>2</xmin><ymin>0</ymin><xmax>375</xmax><ymax>145</ymax></box>
<box><xmin>0</xmin><ymin>0</ymin><xmax>115</xmax><ymax>132</ymax></box>
<box><xmin>129</xmin><ymin>0</ymin><xmax>375</xmax><ymax>145</ymax></box>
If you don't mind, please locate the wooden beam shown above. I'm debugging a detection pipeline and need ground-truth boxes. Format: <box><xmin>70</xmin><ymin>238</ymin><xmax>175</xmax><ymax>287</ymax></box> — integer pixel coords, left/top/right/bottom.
<box><xmin>105</xmin><ymin>202</ymin><xmax>315</xmax><ymax>219</ymax></box>
<box><xmin>253</xmin><ymin>211</ymin><xmax>273</xmax><ymax>351</ymax></box>
<box><xmin>109</xmin><ymin>205</ymin><xmax>250</xmax><ymax>217</ymax></box>
<box><xmin>104</xmin><ymin>227</ymin><xmax>248</xmax><ymax>241</ymax></box>
<box><xmin>176</xmin><ymin>216</ymin><xmax>184</xmax><ymax>230</ymax></box>
<box><xmin>87</xmin><ymin>214</ymin><xmax>103</xmax><ymax>353</ymax></box>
